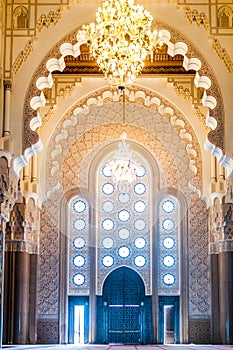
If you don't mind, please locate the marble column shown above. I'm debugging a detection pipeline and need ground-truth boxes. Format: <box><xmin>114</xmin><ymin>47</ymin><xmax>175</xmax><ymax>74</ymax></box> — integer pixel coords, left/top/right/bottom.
<box><xmin>3</xmin><ymin>250</ymin><xmax>15</xmax><ymax>344</ymax></box>
<box><xmin>0</xmin><ymin>230</ymin><xmax>4</xmax><ymax>349</ymax></box>
<box><xmin>29</xmin><ymin>253</ymin><xmax>38</xmax><ymax>344</ymax></box>
<box><xmin>3</xmin><ymin>81</ymin><xmax>11</xmax><ymax>137</ymax></box>
<box><xmin>218</xmin><ymin>251</ymin><xmax>233</xmax><ymax>344</ymax></box>
<box><xmin>210</xmin><ymin>253</ymin><xmax>220</xmax><ymax>343</ymax></box>
<box><xmin>89</xmin><ymin>245</ymin><xmax>96</xmax><ymax>343</ymax></box>
<box><xmin>13</xmin><ymin>251</ymin><xmax>30</xmax><ymax>344</ymax></box>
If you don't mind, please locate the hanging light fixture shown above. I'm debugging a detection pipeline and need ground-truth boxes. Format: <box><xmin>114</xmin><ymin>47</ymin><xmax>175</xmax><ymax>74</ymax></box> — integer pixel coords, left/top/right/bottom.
<box><xmin>77</xmin><ymin>0</ymin><xmax>156</xmax><ymax>182</ymax></box>
<box><xmin>104</xmin><ymin>88</ymin><xmax>142</xmax><ymax>185</ymax></box>
<box><xmin>78</xmin><ymin>0</ymin><xmax>162</xmax><ymax>87</ymax></box>
<box><xmin>106</xmin><ymin>132</ymin><xmax>141</xmax><ymax>184</ymax></box>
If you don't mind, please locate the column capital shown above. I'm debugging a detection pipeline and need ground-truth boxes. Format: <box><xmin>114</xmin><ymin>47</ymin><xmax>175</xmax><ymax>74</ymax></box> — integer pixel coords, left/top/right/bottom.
<box><xmin>4</xmin><ymin>80</ymin><xmax>12</xmax><ymax>91</ymax></box>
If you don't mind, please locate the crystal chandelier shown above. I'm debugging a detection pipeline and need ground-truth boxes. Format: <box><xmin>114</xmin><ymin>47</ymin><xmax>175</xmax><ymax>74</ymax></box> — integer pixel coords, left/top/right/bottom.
<box><xmin>105</xmin><ymin>88</ymin><xmax>142</xmax><ymax>185</ymax></box>
<box><xmin>106</xmin><ymin>133</ymin><xmax>141</xmax><ymax>184</ymax></box>
<box><xmin>78</xmin><ymin>0</ymin><xmax>162</xmax><ymax>87</ymax></box>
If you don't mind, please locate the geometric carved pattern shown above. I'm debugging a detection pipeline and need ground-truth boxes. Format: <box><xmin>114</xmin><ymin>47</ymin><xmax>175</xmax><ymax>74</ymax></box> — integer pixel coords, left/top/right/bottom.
<box><xmin>189</xmin><ymin>319</ymin><xmax>211</xmax><ymax>344</ymax></box>
<box><xmin>189</xmin><ymin>193</ymin><xmax>210</xmax><ymax>316</ymax></box>
<box><xmin>10</xmin><ymin>203</ymin><xmax>24</xmax><ymax>240</ymax></box>
<box><xmin>44</xmin><ymin>88</ymin><xmax>202</xmax><ymax>197</ymax></box>
<box><xmin>185</xmin><ymin>7</ymin><xmax>209</xmax><ymax>30</ymax></box>
<box><xmin>208</xmin><ymin>197</ymin><xmax>233</xmax><ymax>254</ymax></box>
<box><xmin>60</xmin><ymin>121</ymin><xmax>189</xmax><ymax>195</ymax></box>
<box><xmin>0</xmin><ymin>154</ymin><xmax>18</xmax><ymax>223</ymax></box>
<box><xmin>223</xmin><ymin>203</ymin><xmax>233</xmax><ymax>239</ymax></box>
<box><xmin>38</xmin><ymin>203</ymin><xmax>60</xmax><ymax>315</ymax></box>
<box><xmin>209</xmin><ymin>197</ymin><xmax>223</xmax><ymax>244</ymax></box>
<box><xmin>37</xmin><ymin>318</ymin><xmax>59</xmax><ymax>344</ymax></box>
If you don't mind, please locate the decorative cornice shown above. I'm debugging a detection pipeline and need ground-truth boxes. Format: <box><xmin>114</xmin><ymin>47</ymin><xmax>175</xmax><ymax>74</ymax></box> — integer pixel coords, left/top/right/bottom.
<box><xmin>36</xmin><ymin>9</ymin><xmax>62</xmax><ymax>32</ymax></box>
<box><xmin>12</xmin><ymin>41</ymin><xmax>33</xmax><ymax>75</ymax></box>
<box><xmin>12</xmin><ymin>9</ymin><xmax>62</xmax><ymax>75</ymax></box>
<box><xmin>184</xmin><ymin>7</ymin><xmax>209</xmax><ymax>30</ymax></box>
<box><xmin>212</xmin><ymin>38</ymin><xmax>233</xmax><ymax>74</ymax></box>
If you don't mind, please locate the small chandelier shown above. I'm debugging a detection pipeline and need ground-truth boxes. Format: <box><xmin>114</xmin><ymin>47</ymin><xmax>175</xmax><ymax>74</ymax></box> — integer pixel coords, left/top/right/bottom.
<box><xmin>78</xmin><ymin>0</ymin><xmax>162</xmax><ymax>87</ymax></box>
<box><xmin>105</xmin><ymin>88</ymin><xmax>142</xmax><ymax>185</ymax></box>
<box><xmin>106</xmin><ymin>133</ymin><xmax>141</xmax><ymax>184</ymax></box>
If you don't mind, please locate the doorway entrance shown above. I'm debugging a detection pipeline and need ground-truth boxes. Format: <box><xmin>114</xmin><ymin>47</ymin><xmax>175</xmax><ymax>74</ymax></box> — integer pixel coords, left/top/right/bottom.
<box><xmin>97</xmin><ymin>267</ymin><xmax>152</xmax><ymax>344</ymax></box>
<box><xmin>68</xmin><ymin>296</ymin><xmax>89</xmax><ymax>344</ymax></box>
<box><xmin>158</xmin><ymin>296</ymin><xmax>180</xmax><ymax>344</ymax></box>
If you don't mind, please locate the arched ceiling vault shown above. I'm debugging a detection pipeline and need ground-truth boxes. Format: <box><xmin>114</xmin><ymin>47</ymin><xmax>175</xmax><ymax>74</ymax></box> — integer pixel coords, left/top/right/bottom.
<box><xmin>40</xmin><ymin>87</ymin><xmax>203</xmax><ymax>201</ymax></box>
<box><xmin>12</xmin><ymin>17</ymin><xmax>233</xmax><ymax>187</ymax></box>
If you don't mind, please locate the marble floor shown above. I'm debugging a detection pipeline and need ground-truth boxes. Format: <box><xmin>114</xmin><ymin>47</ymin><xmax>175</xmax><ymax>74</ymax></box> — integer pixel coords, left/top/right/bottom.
<box><xmin>2</xmin><ymin>345</ymin><xmax>233</xmax><ymax>350</ymax></box>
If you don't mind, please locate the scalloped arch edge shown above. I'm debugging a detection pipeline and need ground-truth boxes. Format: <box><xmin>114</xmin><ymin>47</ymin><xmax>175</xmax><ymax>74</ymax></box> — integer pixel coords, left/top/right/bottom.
<box><xmin>17</xmin><ymin>26</ymin><xmax>233</xmax><ymax>183</ymax></box>
<box><xmin>13</xmin><ymin>139</ymin><xmax>43</xmax><ymax>178</ymax></box>
<box><xmin>204</xmin><ymin>138</ymin><xmax>233</xmax><ymax>178</ymax></box>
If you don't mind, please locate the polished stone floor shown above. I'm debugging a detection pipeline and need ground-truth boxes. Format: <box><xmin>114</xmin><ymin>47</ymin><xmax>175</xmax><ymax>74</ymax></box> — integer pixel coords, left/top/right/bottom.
<box><xmin>3</xmin><ymin>345</ymin><xmax>233</xmax><ymax>350</ymax></box>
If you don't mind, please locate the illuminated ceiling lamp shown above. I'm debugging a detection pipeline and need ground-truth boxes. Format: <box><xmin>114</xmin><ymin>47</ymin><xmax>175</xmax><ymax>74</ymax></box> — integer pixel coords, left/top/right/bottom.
<box><xmin>104</xmin><ymin>88</ymin><xmax>143</xmax><ymax>185</ymax></box>
<box><xmin>106</xmin><ymin>133</ymin><xmax>140</xmax><ymax>185</ymax></box>
<box><xmin>77</xmin><ymin>0</ymin><xmax>159</xmax><ymax>184</ymax></box>
<box><xmin>78</xmin><ymin>0</ymin><xmax>162</xmax><ymax>88</ymax></box>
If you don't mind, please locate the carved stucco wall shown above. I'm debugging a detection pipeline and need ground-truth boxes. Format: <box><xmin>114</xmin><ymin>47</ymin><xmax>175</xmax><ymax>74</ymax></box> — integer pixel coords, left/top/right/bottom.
<box><xmin>189</xmin><ymin>194</ymin><xmax>209</xmax><ymax>316</ymax></box>
<box><xmin>43</xmin><ymin>87</ymin><xmax>203</xmax><ymax>196</ymax></box>
<box><xmin>37</xmin><ymin>88</ymin><xmax>210</xmax><ymax>344</ymax></box>
<box><xmin>37</xmin><ymin>190</ymin><xmax>61</xmax><ymax>343</ymax></box>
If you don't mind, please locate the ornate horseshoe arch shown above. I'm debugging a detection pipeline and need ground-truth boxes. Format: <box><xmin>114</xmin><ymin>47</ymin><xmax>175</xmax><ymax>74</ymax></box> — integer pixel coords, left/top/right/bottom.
<box><xmin>14</xmin><ymin>23</ymin><xmax>233</xmax><ymax>181</ymax></box>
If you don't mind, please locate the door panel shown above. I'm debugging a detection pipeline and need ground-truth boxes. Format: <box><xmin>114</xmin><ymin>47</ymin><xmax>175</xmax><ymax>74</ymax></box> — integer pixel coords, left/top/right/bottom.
<box><xmin>101</xmin><ymin>267</ymin><xmax>146</xmax><ymax>344</ymax></box>
<box><xmin>108</xmin><ymin>305</ymin><xmax>140</xmax><ymax>344</ymax></box>
<box><xmin>96</xmin><ymin>267</ymin><xmax>152</xmax><ymax>344</ymax></box>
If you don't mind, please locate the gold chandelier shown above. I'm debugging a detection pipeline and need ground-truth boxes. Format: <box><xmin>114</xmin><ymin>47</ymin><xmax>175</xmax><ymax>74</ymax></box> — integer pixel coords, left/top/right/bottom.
<box><xmin>79</xmin><ymin>0</ymin><xmax>162</xmax><ymax>87</ymax></box>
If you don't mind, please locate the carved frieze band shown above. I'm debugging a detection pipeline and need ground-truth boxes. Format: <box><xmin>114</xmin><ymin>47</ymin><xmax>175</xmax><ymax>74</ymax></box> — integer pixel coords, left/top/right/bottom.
<box><xmin>5</xmin><ymin>1</ymin><xmax>232</xmax><ymax>78</ymax></box>
<box><xmin>5</xmin><ymin>240</ymin><xmax>39</xmax><ymax>254</ymax></box>
<box><xmin>209</xmin><ymin>240</ymin><xmax>233</xmax><ymax>254</ymax></box>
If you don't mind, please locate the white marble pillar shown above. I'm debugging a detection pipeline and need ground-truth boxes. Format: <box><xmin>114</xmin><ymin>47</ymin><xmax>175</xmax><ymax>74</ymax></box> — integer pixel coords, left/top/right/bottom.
<box><xmin>3</xmin><ymin>81</ymin><xmax>11</xmax><ymax>137</ymax></box>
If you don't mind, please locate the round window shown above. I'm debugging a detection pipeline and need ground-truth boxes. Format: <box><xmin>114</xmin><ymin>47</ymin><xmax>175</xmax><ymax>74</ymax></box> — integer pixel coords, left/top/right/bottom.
<box><xmin>73</xmin><ymin>200</ymin><xmax>86</xmax><ymax>213</ymax></box>
<box><xmin>73</xmin><ymin>273</ymin><xmax>85</xmax><ymax>286</ymax></box>
<box><xmin>102</xmin><ymin>255</ymin><xmax>114</xmax><ymax>267</ymax></box>
<box><xmin>73</xmin><ymin>219</ymin><xmax>86</xmax><ymax>231</ymax></box>
<box><xmin>134</xmin><ymin>255</ymin><xmax>146</xmax><ymax>267</ymax></box>
<box><xmin>118</xmin><ymin>246</ymin><xmax>130</xmax><ymax>258</ymax></box>
<box><xmin>162</xmin><ymin>200</ymin><xmax>175</xmax><ymax>213</ymax></box>
<box><xmin>102</xmin><ymin>183</ymin><xmax>114</xmax><ymax>195</ymax></box>
<box><xmin>163</xmin><ymin>273</ymin><xmax>175</xmax><ymax>285</ymax></box>
<box><xmin>73</xmin><ymin>237</ymin><xmax>85</xmax><ymax>249</ymax></box>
